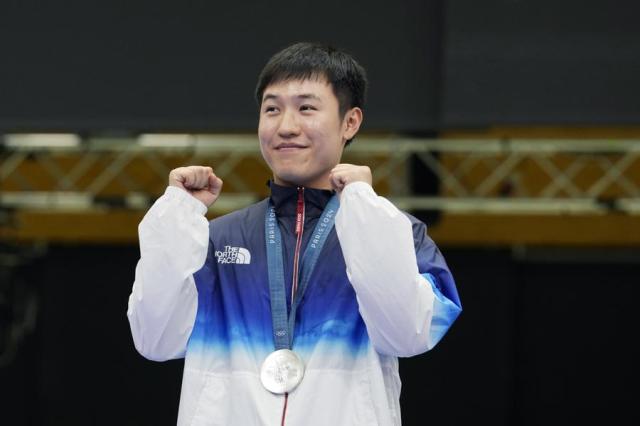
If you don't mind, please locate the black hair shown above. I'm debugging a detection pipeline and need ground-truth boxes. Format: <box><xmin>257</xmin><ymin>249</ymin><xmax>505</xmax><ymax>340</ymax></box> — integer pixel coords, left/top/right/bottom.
<box><xmin>255</xmin><ymin>42</ymin><xmax>368</xmax><ymax>144</ymax></box>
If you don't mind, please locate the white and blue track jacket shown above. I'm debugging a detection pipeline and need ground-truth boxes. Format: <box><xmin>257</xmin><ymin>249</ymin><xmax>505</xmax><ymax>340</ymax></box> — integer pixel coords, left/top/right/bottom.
<box><xmin>128</xmin><ymin>181</ymin><xmax>462</xmax><ymax>426</ymax></box>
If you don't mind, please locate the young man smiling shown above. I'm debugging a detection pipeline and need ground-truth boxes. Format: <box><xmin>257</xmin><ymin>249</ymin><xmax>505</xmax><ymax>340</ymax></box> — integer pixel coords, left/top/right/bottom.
<box><xmin>128</xmin><ymin>42</ymin><xmax>461</xmax><ymax>426</ymax></box>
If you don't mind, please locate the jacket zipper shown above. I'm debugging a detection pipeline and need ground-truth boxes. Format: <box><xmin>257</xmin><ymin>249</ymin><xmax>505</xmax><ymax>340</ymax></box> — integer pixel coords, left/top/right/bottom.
<box><xmin>291</xmin><ymin>186</ymin><xmax>305</xmax><ymax>302</ymax></box>
<box><xmin>282</xmin><ymin>186</ymin><xmax>305</xmax><ymax>426</ymax></box>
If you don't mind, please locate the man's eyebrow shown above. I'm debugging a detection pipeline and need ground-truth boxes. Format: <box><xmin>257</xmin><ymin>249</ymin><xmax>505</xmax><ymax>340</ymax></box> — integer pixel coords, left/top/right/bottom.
<box><xmin>262</xmin><ymin>93</ymin><xmax>279</xmax><ymax>103</ymax></box>
<box><xmin>296</xmin><ymin>93</ymin><xmax>321</xmax><ymax>101</ymax></box>
<box><xmin>261</xmin><ymin>93</ymin><xmax>322</xmax><ymax>103</ymax></box>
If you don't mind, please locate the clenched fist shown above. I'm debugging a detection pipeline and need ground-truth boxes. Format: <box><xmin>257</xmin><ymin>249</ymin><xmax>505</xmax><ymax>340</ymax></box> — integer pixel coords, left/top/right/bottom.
<box><xmin>169</xmin><ymin>166</ymin><xmax>223</xmax><ymax>207</ymax></box>
<box><xmin>329</xmin><ymin>164</ymin><xmax>372</xmax><ymax>193</ymax></box>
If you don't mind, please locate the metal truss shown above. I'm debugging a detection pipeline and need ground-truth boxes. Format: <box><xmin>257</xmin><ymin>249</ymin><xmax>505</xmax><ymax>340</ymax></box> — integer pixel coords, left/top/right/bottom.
<box><xmin>1</xmin><ymin>134</ymin><xmax>640</xmax><ymax>215</ymax></box>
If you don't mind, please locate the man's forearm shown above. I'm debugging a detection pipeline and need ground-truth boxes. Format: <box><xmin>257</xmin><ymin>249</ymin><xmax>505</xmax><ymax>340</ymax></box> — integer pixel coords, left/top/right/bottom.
<box><xmin>336</xmin><ymin>182</ymin><xmax>440</xmax><ymax>357</ymax></box>
<box><xmin>127</xmin><ymin>186</ymin><xmax>208</xmax><ymax>361</ymax></box>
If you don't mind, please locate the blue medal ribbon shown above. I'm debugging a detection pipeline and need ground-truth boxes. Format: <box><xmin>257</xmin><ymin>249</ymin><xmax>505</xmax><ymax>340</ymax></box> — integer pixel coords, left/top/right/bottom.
<box><xmin>264</xmin><ymin>194</ymin><xmax>339</xmax><ymax>350</ymax></box>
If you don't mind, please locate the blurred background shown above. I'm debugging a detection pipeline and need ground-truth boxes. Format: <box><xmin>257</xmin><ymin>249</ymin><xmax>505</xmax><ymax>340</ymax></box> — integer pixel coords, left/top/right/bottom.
<box><xmin>1</xmin><ymin>0</ymin><xmax>639</xmax><ymax>424</ymax></box>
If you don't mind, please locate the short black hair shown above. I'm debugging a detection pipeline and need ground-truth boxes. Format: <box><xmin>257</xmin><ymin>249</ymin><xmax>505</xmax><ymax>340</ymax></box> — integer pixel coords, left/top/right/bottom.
<box><xmin>255</xmin><ymin>42</ymin><xmax>367</xmax><ymax>143</ymax></box>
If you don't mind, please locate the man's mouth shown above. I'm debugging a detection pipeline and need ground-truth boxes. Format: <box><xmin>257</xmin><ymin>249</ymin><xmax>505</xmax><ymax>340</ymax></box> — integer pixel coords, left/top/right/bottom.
<box><xmin>276</xmin><ymin>143</ymin><xmax>307</xmax><ymax>150</ymax></box>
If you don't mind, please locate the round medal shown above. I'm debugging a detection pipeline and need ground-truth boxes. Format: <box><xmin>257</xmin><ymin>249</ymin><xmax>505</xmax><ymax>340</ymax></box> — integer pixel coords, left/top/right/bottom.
<box><xmin>260</xmin><ymin>349</ymin><xmax>305</xmax><ymax>394</ymax></box>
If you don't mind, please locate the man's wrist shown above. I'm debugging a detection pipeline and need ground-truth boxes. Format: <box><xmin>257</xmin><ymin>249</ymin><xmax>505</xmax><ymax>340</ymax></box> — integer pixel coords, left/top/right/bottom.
<box><xmin>164</xmin><ymin>186</ymin><xmax>208</xmax><ymax>215</ymax></box>
<box><xmin>341</xmin><ymin>181</ymin><xmax>375</xmax><ymax>197</ymax></box>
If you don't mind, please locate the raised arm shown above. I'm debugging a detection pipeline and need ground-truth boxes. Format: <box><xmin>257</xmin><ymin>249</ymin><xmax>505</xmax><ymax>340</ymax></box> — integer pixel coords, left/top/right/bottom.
<box><xmin>127</xmin><ymin>167</ymin><xmax>222</xmax><ymax>361</ymax></box>
<box><xmin>331</xmin><ymin>165</ymin><xmax>461</xmax><ymax>357</ymax></box>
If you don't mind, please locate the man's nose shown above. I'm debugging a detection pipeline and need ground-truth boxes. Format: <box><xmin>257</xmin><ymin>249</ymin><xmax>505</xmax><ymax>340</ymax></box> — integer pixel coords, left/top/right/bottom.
<box><xmin>277</xmin><ymin>109</ymin><xmax>301</xmax><ymax>138</ymax></box>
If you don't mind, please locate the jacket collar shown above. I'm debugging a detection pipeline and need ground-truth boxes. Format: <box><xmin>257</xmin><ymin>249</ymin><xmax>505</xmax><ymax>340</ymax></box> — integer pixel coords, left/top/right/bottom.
<box><xmin>268</xmin><ymin>180</ymin><xmax>335</xmax><ymax>218</ymax></box>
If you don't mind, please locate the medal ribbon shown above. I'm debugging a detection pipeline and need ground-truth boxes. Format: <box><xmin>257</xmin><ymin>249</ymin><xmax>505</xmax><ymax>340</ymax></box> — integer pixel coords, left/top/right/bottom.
<box><xmin>265</xmin><ymin>194</ymin><xmax>339</xmax><ymax>350</ymax></box>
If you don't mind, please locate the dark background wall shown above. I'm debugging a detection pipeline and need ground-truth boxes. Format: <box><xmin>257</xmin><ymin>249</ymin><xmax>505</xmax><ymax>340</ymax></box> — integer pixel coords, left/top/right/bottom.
<box><xmin>442</xmin><ymin>0</ymin><xmax>640</xmax><ymax>126</ymax></box>
<box><xmin>1</xmin><ymin>0</ymin><xmax>640</xmax><ymax>425</ymax></box>
<box><xmin>0</xmin><ymin>0</ymin><xmax>442</xmax><ymax>133</ymax></box>
<box><xmin>1</xmin><ymin>245</ymin><xmax>638</xmax><ymax>425</ymax></box>
<box><xmin>1</xmin><ymin>0</ymin><xmax>638</xmax><ymax>133</ymax></box>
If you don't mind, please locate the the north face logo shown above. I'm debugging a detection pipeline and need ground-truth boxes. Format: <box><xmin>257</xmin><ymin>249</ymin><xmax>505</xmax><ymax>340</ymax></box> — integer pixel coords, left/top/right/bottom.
<box><xmin>215</xmin><ymin>246</ymin><xmax>251</xmax><ymax>264</ymax></box>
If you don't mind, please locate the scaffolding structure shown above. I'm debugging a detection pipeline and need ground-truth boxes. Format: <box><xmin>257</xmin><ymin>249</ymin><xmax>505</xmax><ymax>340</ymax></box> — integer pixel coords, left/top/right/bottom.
<box><xmin>2</xmin><ymin>134</ymin><xmax>640</xmax><ymax>215</ymax></box>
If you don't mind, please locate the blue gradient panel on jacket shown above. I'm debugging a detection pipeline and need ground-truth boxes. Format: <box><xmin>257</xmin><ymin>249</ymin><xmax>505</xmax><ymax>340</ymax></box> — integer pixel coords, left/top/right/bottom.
<box><xmin>410</xmin><ymin>213</ymin><xmax>462</xmax><ymax>347</ymax></box>
<box><xmin>187</xmin><ymin>188</ymin><xmax>461</xmax><ymax>365</ymax></box>
<box><xmin>422</xmin><ymin>272</ymin><xmax>462</xmax><ymax>347</ymax></box>
<box><xmin>188</xmin><ymin>198</ymin><xmax>370</xmax><ymax>362</ymax></box>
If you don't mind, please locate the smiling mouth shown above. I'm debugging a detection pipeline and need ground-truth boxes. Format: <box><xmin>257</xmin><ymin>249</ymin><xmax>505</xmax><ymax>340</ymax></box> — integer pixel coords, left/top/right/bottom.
<box><xmin>276</xmin><ymin>144</ymin><xmax>307</xmax><ymax>150</ymax></box>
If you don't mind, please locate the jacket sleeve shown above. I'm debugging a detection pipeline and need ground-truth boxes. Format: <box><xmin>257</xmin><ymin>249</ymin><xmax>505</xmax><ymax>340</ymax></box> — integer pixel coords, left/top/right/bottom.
<box><xmin>127</xmin><ymin>186</ymin><xmax>210</xmax><ymax>361</ymax></box>
<box><xmin>335</xmin><ymin>182</ymin><xmax>462</xmax><ymax>357</ymax></box>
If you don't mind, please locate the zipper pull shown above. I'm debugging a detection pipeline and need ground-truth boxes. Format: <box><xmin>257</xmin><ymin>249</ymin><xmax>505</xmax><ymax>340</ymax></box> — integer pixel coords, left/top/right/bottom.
<box><xmin>295</xmin><ymin>187</ymin><xmax>304</xmax><ymax>235</ymax></box>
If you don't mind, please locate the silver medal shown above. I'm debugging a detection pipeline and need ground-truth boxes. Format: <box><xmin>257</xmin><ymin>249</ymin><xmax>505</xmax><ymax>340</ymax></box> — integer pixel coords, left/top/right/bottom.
<box><xmin>260</xmin><ymin>349</ymin><xmax>305</xmax><ymax>394</ymax></box>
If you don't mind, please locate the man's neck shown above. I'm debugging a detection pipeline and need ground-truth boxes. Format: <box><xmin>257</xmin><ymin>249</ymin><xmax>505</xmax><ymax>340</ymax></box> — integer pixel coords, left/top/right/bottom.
<box><xmin>273</xmin><ymin>175</ymin><xmax>332</xmax><ymax>191</ymax></box>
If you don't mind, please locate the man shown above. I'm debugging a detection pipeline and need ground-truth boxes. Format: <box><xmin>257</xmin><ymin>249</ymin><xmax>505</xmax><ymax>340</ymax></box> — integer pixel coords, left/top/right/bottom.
<box><xmin>128</xmin><ymin>42</ymin><xmax>461</xmax><ymax>426</ymax></box>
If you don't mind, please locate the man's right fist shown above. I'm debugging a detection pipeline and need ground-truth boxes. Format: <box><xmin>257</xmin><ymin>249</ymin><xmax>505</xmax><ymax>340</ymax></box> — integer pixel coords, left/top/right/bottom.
<box><xmin>169</xmin><ymin>166</ymin><xmax>223</xmax><ymax>207</ymax></box>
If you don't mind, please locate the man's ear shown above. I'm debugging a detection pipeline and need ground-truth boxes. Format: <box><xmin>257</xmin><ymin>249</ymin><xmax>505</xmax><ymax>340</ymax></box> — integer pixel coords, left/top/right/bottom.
<box><xmin>342</xmin><ymin>107</ymin><xmax>363</xmax><ymax>142</ymax></box>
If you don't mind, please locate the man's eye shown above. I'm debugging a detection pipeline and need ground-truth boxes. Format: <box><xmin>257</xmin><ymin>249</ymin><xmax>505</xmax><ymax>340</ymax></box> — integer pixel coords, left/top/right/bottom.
<box><xmin>300</xmin><ymin>105</ymin><xmax>316</xmax><ymax>111</ymax></box>
<box><xmin>264</xmin><ymin>106</ymin><xmax>278</xmax><ymax>113</ymax></box>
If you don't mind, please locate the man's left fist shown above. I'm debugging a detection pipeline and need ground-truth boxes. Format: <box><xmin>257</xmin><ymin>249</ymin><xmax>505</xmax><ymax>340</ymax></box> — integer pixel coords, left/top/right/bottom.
<box><xmin>329</xmin><ymin>164</ymin><xmax>372</xmax><ymax>193</ymax></box>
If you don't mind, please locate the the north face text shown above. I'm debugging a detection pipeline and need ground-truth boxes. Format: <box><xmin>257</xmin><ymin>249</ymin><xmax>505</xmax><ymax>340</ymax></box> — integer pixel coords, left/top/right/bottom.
<box><xmin>215</xmin><ymin>246</ymin><xmax>251</xmax><ymax>264</ymax></box>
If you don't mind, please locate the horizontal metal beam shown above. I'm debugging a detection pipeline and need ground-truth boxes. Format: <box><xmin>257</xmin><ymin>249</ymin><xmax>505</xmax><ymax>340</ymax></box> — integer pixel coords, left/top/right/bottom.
<box><xmin>3</xmin><ymin>133</ymin><xmax>640</xmax><ymax>153</ymax></box>
<box><xmin>4</xmin><ymin>210</ymin><xmax>640</xmax><ymax>246</ymax></box>
<box><xmin>3</xmin><ymin>192</ymin><xmax>640</xmax><ymax>216</ymax></box>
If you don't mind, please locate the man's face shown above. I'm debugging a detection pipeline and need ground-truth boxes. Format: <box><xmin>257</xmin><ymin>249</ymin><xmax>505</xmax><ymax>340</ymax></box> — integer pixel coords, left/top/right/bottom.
<box><xmin>258</xmin><ymin>77</ymin><xmax>356</xmax><ymax>189</ymax></box>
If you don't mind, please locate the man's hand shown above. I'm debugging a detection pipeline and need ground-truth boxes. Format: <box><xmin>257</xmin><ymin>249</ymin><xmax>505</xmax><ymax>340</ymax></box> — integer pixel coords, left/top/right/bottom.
<box><xmin>168</xmin><ymin>166</ymin><xmax>223</xmax><ymax>207</ymax></box>
<box><xmin>329</xmin><ymin>164</ymin><xmax>372</xmax><ymax>193</ymax></box>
